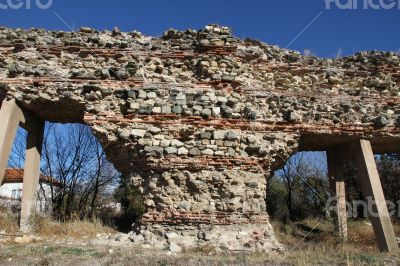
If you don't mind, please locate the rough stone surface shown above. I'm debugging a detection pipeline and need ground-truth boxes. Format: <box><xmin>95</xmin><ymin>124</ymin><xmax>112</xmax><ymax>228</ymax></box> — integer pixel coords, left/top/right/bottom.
<box><xmin>1</xmin><ymin>24</ymin><xmax>400</xmax><ymax>252</ymax></box>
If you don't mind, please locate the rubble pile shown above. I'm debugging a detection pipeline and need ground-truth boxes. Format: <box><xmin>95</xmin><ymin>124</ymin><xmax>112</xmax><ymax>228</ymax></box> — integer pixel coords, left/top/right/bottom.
<box><xmin>0</xmin><ymin>24</ymin><xmax>399</xmax><ymax>252</ymax></box>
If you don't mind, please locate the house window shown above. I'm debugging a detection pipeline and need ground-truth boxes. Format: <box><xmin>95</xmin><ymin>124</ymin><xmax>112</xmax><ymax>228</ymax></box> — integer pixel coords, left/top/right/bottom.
<box><xmin>11</xmin><ymin>189</ymin><xmax>22</xmax><ymax>199</ymax></box>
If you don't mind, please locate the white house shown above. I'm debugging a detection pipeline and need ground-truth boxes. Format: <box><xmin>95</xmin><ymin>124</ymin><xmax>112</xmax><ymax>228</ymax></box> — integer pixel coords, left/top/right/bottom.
<box><xmin>0</xmin><ymin>169</ymin><xmax>60</xmax><ymax>214</ymax></box>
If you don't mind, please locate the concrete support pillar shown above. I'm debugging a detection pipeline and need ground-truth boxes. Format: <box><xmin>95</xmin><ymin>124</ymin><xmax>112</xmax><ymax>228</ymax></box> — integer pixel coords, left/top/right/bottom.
<box><xmin>20</xmin><ymin>119</ymin><xmax>44</xmax><ymax>233</ymax></box>
<box><xmin>0</xmin><ymin>98</ymin><xmax>45</xmax><ymax>232</ymax></box>
<box><xmin>0</xmin><ymin>100</ymin><xmax>23</xmax><ymax>185</ymax></box>
<box><xmin>328</xmin><ymin>139</ymin><xmax>399</xmax><ymax>254</ymax></box>
<box><xmin>327</xmin><ymin>150</ymin><xmax>348</xmax><ymax>242</ymax></box>
<box><xmin>354</xmin><ymin>139</ymin><xmax>399</xmax><ymax>255</ymax></box>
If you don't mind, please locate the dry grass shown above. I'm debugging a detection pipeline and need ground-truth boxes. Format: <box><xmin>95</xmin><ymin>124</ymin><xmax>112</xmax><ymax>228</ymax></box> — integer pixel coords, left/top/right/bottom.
<box><xmin>1</xmin><ymin>241</ymin><xmax>396</xmax><ymax>266</ymax></box>
<box><xmin>31</xmin><ymin>215</ymin><xmax>116</xmax><ymax>238</ymax></box>
<box><xmin>271</xmin><ymin>218</ymin><xmax>334</xmax><ymax>246</ymax></box>
<box><xmin>272</xmin><ymin>218</ymin><xmax>383</xmax><ymax>248</ymax></box>
<box><xmin>0</xmin><ymin>209</ymin><xmax>115</xmax><ymax>238</ymax></box>
<box><xmin>0</xmin><ymin>207</ymin><xmax>19</xmax><ymax>235</ymax></box>
<box><xmin>270</xmin><ymin>218</ymin><xmax>400</xmax><ymax>265</ymax></box>
<box><xmin>1</xmin><ymin>213</ymin><xmax>399</xmax><ymax>265</ymax></box>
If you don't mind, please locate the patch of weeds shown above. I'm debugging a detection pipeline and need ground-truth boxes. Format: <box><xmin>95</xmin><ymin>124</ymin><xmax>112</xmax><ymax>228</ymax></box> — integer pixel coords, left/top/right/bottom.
<box><xmin>157</xmin><ymin>260</ymin><xmax>170</xmax><ymax>266</ymax></box>
<box><xmin>38</xmin><ymin>257</ymin><xmax>51</xmax><ymax>266</ymax></box>
<box><xmin>61</xmin><ymin>247</ymin><xmax>86</xmax><ymax>256</ymax></box>
<box><xmin>7</xmin><ymin>245</ymin><xmax>24</xmax><ymax>253</ymax></box>
<box><xmin>352</xmin><ymin>254</ymin><xmax>379</xmax><ymax>264</ymax></box>
<box><xmin>186</xmin><ymin>244</ymin><xmax>216</xmax><ymax>254</ymax></box>
<box><xmin>91</xmin><ymin>250</ymin><xmax>104</xmax><ymax>258</ymax></box>
<box><xmin>0</xmin><ymin>252</ymin><xmax>9</xmax><ymax>262</ymax></box>
<box><xmin>235</xmin><ymin>254</ymin><xmax>249</xmax><ymax>264</ymax></box>
<box><xmin>60</xmin><ymin>247</ymin><xmax>103</xmax><ymax>258</ymax></box>
<box><xmin>25</xmin><ymin>246</ymin><xmax>43</xmax><ymax>256</ymax></box>
<box><xmin>43</xmin><ymin>245</ymin><xmax>61</xmax><ymax>255</ymax></box>
<box><xmin>3</xmin><ymin>245</ymin><xmax>42</xmax><ymax>257</ymax></box>
<box><xmin>135</xmin><ymin>248</ymin><xmax>144</xmax><ymax>255</ymax></box>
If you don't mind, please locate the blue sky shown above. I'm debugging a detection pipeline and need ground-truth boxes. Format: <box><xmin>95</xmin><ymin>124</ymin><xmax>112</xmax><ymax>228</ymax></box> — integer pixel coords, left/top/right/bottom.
<box><xmin>0</xmin><ymin>0</ymin><xmax>399</xmax><ymax>57</ymax></box>
<box><xmin>3</xmin><ymin>0</ymin><xmax>395</xmax><ymax>169</ymax></box>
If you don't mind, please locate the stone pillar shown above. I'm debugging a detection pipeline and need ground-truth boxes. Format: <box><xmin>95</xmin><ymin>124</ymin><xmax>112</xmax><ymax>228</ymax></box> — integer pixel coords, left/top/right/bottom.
<box><xmin>106</xmin><ymin>126</ymin><xmax>299</xmax><ymax>252</ymax></box>
<box><xmin>354</xmin><ymin>139</ymin><xmax>399</xmax><ymax>255</ymax></box>
<box><xmin>327</xmin><ymin>150</ymin><xmax>348</xmax><ymax>242</ymax></box>
<box><xmin>0</xmin><ymin>100</ymin><xmax>23</xmax><ymax>184</ymax></box>
<box><xmin>130</xmin><ymin>168</ymin><xmax>281</xmax><ymax>251</ymax></box>
<box><xmin>20</xmin><ymin>119</ymin><xmax>44</xmax><ymax>233</ymax></box>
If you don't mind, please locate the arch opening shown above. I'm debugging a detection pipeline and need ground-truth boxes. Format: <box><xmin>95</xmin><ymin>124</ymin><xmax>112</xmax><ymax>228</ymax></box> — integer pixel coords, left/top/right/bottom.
<box><xmin>0</xmin><ymin>118</ymin><xmax>140</xmax><ymax>234</ymax></box>
<box><xmin>268</xmin><ymin>146</ymin><xmax>400</xmax><ymax>253</ymax></box>
<box><xmin>267</xmin><ymin>151</ymin><xmax>329</xmax><ymax>222</ymax></box>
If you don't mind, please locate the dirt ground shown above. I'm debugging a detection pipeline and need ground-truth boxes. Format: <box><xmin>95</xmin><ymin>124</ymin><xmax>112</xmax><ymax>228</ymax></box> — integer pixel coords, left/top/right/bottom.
<box><xmin>1</xmin><ymin>218</ymin><xmax>400</xmax><ymax>265</ymax></box>
<box><xmin>0</xmin><ymin>241</ymin><xmax>399</xmax><ymax>266</ymax></box>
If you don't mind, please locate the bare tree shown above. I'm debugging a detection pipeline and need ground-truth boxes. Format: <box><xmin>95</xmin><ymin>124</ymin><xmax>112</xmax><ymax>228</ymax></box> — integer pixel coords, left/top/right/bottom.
<box><xmin>278</xmin><ymin>153</ymin><xmax>305</xmax><ymax>219</ymax></box>
<box><xmin>9</xmin><ymin>122</ymin><xmax>119</xmax><ymax>220</ymax></box>
<box><xmin>377</xmin><ymin>154</ymin><xmax>400</xmax><ymax>220</ymax></box>
<box><xmin>274</xmin><ymin>152</ymin><xmax>329</xmax><ymax>221</ymax></box>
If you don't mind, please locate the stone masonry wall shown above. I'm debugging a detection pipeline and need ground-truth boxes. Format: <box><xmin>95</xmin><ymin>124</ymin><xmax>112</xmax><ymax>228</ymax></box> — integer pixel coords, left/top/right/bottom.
<box><xmin>1</xmin><ymin>24</ymin><xmax>400</xmax><ymax>251</ymax></box>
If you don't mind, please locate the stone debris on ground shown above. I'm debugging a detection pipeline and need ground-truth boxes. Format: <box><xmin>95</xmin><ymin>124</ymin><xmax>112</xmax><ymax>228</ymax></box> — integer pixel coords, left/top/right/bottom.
<box><xmin>14</xmin><ymin>235</ymin><xmax>40</xmax><ymax>244</ymax></box>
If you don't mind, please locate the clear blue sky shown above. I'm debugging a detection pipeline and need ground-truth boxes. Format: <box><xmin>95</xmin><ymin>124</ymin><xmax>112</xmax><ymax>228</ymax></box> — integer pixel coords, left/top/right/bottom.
<box><xmin>0</xmin><ymin>0</ymin><xmax>399</xmax><ymax>57</ymax></box>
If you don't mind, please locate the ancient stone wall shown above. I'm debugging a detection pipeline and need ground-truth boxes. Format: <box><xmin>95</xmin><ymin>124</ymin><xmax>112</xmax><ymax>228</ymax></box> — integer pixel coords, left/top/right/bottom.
<box><xmin>0</xmin><ymin>24</ymin><xmax>400</xmax><ymax>251</ymax></box>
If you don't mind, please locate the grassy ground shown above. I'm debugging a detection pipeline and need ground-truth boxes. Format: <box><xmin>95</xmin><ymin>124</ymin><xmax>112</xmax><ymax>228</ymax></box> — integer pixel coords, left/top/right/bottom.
<box><xmin>0</xmin><ymin>239</ymin><xmax>398</xmax><ymax>266</ymax></box>
<box><xmin>270</xmin><ymin>218</ymin><xmax>400</xmax><ymax>265</ymax></box>
<box><xmin>0</xmin><ymin>213</ymin><xmax>399</xmax><ymax>265</ymax></box>
<box><xmin>0</xmin><ymin>207</ymin><xmax>115</xmax><ymax>238</ymax></box>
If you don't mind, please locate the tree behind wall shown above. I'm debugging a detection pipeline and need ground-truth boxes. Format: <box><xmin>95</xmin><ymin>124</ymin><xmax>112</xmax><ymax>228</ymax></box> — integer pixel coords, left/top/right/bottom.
<box><xmin>377</xmin><ymin>154</ymin><xmax>400</xmax><ymax>221</ymax></box>
<box><xmin>9</xmin><ymin>123</ymin><xmax>119</xmax><ymax>221</ymax></box>
<box><xmin>113</xmin><ymin>176</ymin><xmax>145</xmax><ymax>232</ymax></box>
<box><xmin>267</xmin><ymin>152</ymin><xmax>330</xmax><ymax>222</ymax></box>
<box><xmin>267</xmin><ymin>152</ymin><xmax>400</xmax><ymax>222</ymax></box>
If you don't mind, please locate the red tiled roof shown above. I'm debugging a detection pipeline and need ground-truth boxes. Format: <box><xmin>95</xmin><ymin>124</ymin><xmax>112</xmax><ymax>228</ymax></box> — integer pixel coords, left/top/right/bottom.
<box><xmin>2</xmin><ymin>168</ymin><xmax>60</xmax><ymax>186</ymax></box>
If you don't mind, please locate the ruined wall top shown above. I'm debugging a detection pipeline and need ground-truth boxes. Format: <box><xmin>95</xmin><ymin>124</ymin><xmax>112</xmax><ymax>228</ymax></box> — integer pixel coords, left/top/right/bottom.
<box><xmin>0</xmin><ymin>24</ymin><xmax>399</xmax><ymax>155</ymax></box>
